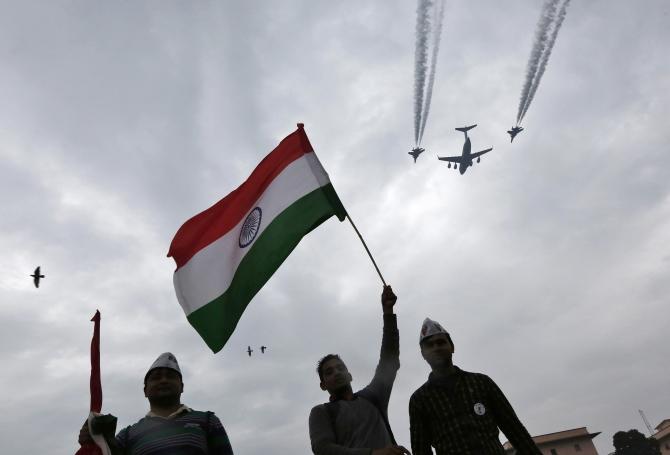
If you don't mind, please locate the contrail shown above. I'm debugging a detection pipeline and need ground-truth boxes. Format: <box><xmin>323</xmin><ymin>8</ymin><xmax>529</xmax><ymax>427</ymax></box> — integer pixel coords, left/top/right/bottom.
<box><xmin>516</xmin><ymin>0</ymin><xmax>558</xmax><ymax>125</ymax></box>
<box><xmin>418</xmin><ymin>0</ymin><xmax>446</xmax><ymax>145</ymax></box>
<box><xmin>519</xmin><ymin>0</ymin><xmax>571</xmax><ymax>122</ymax></box>
<box><xmin>414</xmin><ymin>0</ymin><xmax>432</xmax><ymax>145</ymax></box>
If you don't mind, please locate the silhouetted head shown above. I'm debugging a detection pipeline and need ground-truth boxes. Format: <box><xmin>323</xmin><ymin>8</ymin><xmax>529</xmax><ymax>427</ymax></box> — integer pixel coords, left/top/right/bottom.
<box><xmin>317</xmin><ymin>354</ymin><xmax>353</xmax><ymax>396</ymax></box>
<box><xmin>143</xmin><ymin>353</ymin><xmax>184</xmax><ymax>406</ymax></box>
<box><xmin>419</xmin><ymin>318</ymin><xmax>454</xmax><ymax>369</ymax></box>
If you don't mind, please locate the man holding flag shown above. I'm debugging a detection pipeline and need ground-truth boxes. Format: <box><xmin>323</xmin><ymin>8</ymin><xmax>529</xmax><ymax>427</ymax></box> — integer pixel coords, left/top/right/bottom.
<box><xmin>309</xmin><ymin>285</ymin><xmax>410</xmax><ymax>455</ymax></box>
<box><xmin>79</xmin><ymin>352</ymin><xmax>234</xmax><ymax>455</ymax></box>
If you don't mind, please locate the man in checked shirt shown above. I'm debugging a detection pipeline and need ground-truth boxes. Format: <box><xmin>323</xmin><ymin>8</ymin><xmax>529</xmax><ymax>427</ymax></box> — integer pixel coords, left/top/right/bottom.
<box><xmin>409</xmin><ymin>318</ymin><xmax>541</xmax><ymax>455</ymax></box>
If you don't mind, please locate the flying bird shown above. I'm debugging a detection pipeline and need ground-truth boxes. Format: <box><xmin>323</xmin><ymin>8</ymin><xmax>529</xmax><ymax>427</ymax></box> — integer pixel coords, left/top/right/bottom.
<box><xmin>247</xmin><ymin>346</ymin><xmax>253</xmax><ymax>357</ymax></box>
<box><xmin>31</xmin><ymin>266</ymin><xmax>45</xmax><ymax>288</ymax></box>
<box><xmin>260</xmin><ymin>346</ymin><xmax>267</xmax><ymax>354</ymax></box>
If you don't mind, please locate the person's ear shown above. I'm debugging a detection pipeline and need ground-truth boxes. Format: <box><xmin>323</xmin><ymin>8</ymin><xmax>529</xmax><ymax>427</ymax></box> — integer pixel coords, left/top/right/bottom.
<box><xmin>320</xmin><ymin>381</ymin><xmax>327</xmax><ymax>391</ymax></box>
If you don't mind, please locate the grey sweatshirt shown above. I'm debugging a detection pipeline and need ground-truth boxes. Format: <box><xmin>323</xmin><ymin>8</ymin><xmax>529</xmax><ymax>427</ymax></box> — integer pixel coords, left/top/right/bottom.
<box><xmin>309</xmin><ymin>314</ymin><xmax>400</xmax><ymax>455</ymax></box>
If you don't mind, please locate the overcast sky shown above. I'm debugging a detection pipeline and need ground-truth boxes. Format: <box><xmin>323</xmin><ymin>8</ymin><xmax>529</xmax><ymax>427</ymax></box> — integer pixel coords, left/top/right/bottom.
<box><xmin>1</xmin><ymin>1</ymin><xmax>669</xmax><ymax>454</ymax></box>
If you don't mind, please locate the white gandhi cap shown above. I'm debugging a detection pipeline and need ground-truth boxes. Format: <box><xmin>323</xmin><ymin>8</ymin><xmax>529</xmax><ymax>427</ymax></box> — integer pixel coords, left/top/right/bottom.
<box><xmin>145</xmin><ymin>352</ymin><xmax>181</xmax><ymax>382</ymax></box>
<box><xmin>419</xmin><ymin>317</ymin><xmax>449</xmax><ymax>343</ymax></box>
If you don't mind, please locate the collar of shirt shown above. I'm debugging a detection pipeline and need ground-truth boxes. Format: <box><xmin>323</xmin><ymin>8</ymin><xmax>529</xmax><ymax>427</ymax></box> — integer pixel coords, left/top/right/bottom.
<box><xmin>428</xmin><ymin>366</ymin><xmax>463</xmax><ymax>386</ymax></box>
<box><xmin>146</xmin><ymin>404</ymin><xmax>192</xmax><ymax>419</ymax></box>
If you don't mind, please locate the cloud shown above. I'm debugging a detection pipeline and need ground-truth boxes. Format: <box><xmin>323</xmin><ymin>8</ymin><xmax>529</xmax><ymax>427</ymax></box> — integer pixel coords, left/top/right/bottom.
<box><xmin>0</xmin><ymin>1</ymin><xmax>669</xmax><ymax>454</ymax></box>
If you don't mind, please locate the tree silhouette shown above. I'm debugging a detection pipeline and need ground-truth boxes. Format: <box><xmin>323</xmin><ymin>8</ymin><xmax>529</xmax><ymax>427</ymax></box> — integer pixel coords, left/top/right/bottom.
<box><xmin>612</xmin><ymin>429</ymin><xmax>661</xmax><ymax>455</ymax></box>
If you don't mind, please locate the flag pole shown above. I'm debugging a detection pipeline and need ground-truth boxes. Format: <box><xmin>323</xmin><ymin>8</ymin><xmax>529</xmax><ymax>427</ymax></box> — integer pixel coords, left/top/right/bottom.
<box><xmin>346</xmin><ymin>214</ymin><xmax>387</xmax><ymax>286</ymax></box>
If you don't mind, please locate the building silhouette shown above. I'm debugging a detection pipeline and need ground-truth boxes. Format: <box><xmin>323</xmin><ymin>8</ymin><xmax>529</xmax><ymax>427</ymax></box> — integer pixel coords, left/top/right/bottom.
<box><xmin>504</xmin><ymin>427</ymin><xmax>601</xmax><ymax>455</ymax></box>
<box><xmin>653</xmin><ymin>419</ymin><xmax>670</xmax><ymax>455</ymax></box>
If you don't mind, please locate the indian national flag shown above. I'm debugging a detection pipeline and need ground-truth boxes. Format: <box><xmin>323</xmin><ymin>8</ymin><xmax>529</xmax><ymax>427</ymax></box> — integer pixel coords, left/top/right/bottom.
<box><xmin>168</xmin><ymin>124</ymin><xmax>346</xmax><ymax>352</ymax></box>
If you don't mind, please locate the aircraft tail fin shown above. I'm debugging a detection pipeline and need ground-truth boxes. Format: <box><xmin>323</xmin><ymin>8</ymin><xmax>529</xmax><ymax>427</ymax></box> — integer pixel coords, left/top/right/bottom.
<box><xmin>455</xmin><ymin>124</ymin><xmax>477</xmax><ymax>133</ymax></box>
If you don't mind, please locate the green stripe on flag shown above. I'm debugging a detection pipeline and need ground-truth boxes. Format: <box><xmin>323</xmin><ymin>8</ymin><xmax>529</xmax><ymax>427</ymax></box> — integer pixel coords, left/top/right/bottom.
<box><xmin>187</xmin><ymin>184</ymin><xmax>344</xmax><ymax>352</ymax></box>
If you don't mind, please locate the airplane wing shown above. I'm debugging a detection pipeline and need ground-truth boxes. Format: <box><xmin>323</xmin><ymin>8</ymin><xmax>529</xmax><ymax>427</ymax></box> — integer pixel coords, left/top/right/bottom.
<box><xmin>470</xmin><ymin>148</ymin><xmax>493</xmax><ymax>159</ymax></box>
<box><xmin>437</xmin><ymin>155</ymin><xmax>463</xmax><ymax>164</ymax></box>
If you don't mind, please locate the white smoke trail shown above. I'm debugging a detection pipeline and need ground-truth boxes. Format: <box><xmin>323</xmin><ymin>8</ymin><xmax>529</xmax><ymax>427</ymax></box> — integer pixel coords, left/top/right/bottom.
<box><xmin>418</xmin><ymin>0</ymin><xmax>446</xmax><ymax>145</ymax></box>
<box><xmin>414</xmin><ymin>0</ymin><xmax>432</xmax><ymax>145</ymax></box>
<box><xmin>516</xmin><ymin>0</ymin><xmax>558</xmax><ymax>125</ymax></box>
<box><xmin>519</xmin><ymin>0</ymin><xmax>571</xmax><ymax>122</ymax></box>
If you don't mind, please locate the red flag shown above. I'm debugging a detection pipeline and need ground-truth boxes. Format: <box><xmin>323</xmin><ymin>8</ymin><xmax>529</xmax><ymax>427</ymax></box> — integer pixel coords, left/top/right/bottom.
<box><xmin>89</xmin><ymin>311</ymin><xmax>102</xmax><ymax>413</ymax></box>
<box><xmin>76</xmin><ymin>311</ymin><xmax>103</xmax><ymax>455</ymax></box>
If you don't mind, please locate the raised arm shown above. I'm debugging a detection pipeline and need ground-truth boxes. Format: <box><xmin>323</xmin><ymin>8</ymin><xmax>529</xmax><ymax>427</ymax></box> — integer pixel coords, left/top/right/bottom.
<box><xmin>378</xmin><ymin>285</ymin><xmax>400</xmax><ymax>374</ymax></box>
<box><xmin>360</xmin><ymin>286</ymin><xmax>400</xmax><ymax>403</ymax></box>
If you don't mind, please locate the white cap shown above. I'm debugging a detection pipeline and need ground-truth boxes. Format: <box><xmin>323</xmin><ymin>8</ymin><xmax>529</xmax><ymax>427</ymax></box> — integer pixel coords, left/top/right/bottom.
<box><xmin>145</xmin><ymin>352</ymin><xmax>181</xmax><ymax>380</ymax></box>
<box><xmin>419</xmin><ymin>318</ymin><xmax>449</xmax><ymax>343</ymax></box>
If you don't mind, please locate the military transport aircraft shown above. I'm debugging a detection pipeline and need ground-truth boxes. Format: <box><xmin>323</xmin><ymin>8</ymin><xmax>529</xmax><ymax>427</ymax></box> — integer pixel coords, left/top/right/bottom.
<box><xmin>260</xmin><ymin>346</ymin><xmax>267</xmax><ymax>354</ymax></box>
<box><xmin>408</xmin><ymin>147</ymin><xmax>425</xmax><ymax>163</ymax></box>
<box><xmin>437</xmin><ymin>125</ymin><xmax>493</xmax><ymax>175</ymax></box>
<box><xmin>507</xmin><ymin>126</ymin><xmax>523</xmax><ymax>142</ymax></box>
<box><xmin>247</xmin><ymin>346</ymin><xmax>253</xmax><ymax>356</ymax></box>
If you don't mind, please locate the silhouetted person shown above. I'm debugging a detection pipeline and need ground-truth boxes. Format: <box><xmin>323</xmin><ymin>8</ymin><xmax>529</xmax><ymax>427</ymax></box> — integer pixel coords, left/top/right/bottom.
<box><xmin>78</xmin><ymin>352</ymin><xmax>234</xmax><ymax>454</ymax></box>
<box><xmin>409</xmin><ymin>318</ymin><xmax>541</xmax><ymax>455</ymax></box>
<box><xmin>309</xmin><ymin>285</ymin><xmax>409</xmax><ymax>455</ymax></box>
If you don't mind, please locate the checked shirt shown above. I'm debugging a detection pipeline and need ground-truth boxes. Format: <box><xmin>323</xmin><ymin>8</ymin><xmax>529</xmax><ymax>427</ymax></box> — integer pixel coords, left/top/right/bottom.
<box><xmin>409</xmin><ymin>367</ymin><xmax>541</xmax><ymax>455</ymax></box>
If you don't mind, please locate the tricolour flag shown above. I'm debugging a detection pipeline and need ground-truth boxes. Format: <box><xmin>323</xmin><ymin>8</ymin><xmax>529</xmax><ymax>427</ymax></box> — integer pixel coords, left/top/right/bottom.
<box><xmin>168</xmin><ymin>124</ymin><xmax>346</xmax><ymax>352</ymax></box>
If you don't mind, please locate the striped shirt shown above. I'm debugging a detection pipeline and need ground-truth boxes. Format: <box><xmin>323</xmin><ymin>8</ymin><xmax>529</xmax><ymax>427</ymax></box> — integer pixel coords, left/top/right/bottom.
<box><xmin>115</xmin><ymin>408</ymin><xmax>233</xmax><ymax>455</ymax></box>
<box><xmin>409</xmin><ymin>367</ymin><xmax>541</xmax><ymax>455</ymax></box>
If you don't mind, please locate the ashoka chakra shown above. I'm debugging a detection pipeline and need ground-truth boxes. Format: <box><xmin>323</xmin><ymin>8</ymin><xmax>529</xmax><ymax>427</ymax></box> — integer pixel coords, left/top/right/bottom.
<box><xmin>239</xmin><ymin>207</ymin><xmax>262</xmax><ymax>248</ymax></box>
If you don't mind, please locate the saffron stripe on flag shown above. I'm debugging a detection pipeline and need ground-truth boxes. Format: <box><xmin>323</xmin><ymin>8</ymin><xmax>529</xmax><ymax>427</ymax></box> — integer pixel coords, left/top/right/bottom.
<box><xmin>173</xmin><ymin>152</ymin><xmax>331</xmax><ymax>314</ymax></box>
<box><xmin>168</xmin><ymin>129</ymin><xmax>311</xmax><ymax>269</ymax></box>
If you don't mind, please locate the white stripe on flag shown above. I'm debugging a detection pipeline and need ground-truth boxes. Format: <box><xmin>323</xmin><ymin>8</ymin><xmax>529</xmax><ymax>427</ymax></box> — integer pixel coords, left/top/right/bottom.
<box><xmin>174</xmin><ymin>153</ymin><xmax>329</xmax><ymax>315</ymax></box>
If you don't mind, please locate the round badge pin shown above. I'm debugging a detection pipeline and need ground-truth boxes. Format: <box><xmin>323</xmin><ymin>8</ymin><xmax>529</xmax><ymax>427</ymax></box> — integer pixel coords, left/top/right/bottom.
<box><xmin>474</xmin><ymin>403</ymin><xmax>486</xmax><ymax>416</ymax></box>
<box><xmin>239</xmin><ymin>207</ymin><xmax>262</xmax><ymax>248</ymax></box>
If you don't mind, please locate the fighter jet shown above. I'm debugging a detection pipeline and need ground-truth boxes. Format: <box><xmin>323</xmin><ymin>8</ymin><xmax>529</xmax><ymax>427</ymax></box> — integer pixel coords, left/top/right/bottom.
<box><xmin>408</xmin><ymin>147</ymin><xmax>425</xmax><ymax>163</ymax></box>
<box><xmin>247</xmin><ymin>346</ymin><xmax>253</xmax><ymax>357</ymax></box>
<box><xmin>507</xmin><ymin>126</ymin><xmax>523</xmax><ymax>142</ymax></box>
<box><xmin>31</xmin><ymin>266</ymin><xmax>45</xmax><ymax>288</ymax></box>
<box><xmin>260</xmin><ymin>346</ymin><xmax>267</xmax><ymax>354</ymax></box>
<box><xmin>437</xmin><ymin>125</ymin><xmax>493</xmax><ymax>175</ymax></box>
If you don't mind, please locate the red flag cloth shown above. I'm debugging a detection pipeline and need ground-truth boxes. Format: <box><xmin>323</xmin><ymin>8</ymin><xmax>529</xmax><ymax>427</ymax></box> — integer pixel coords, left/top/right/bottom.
<box><xmin>89</xmin><ymin>311</ymin><xmax>102</xmax><ymax>413</ymax></box>
<box><xmin>75</xmin><ymin>311</ymin><xmax>103</xmax><ymax>455</ymax></box>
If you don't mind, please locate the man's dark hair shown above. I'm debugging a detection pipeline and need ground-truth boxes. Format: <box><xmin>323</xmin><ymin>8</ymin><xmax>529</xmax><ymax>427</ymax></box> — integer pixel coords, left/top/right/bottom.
<box><xmin>316</xmin><ymin>354</ymin><xmax>343</xmax><ymax>381</ymax></box>
<box><xmin>420</xmin><ymin>332</ymin><xmax>454</xmax><ymax>349</ymax></box>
